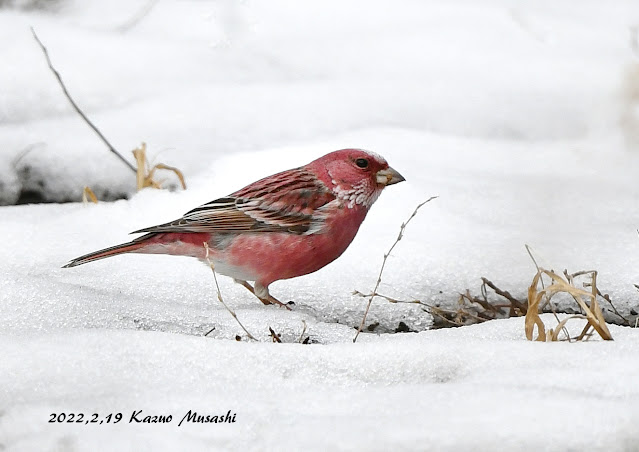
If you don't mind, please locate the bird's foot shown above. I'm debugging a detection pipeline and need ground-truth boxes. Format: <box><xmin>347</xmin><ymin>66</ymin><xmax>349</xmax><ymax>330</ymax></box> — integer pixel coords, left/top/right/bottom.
<box><xmin>234</xmin><ymin>279</ymin><xmax>292</xmax><ymax>311</ymax></box>
<box><xmin>263</xmin><ymin>294</ymin><xmax>292</xmax><ymax>310</ymax></box>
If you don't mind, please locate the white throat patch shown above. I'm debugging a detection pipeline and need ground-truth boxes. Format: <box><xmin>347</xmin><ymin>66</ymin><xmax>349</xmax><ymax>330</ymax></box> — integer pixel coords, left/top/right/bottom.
<box><xmin>330</xmin><ymin>177</ymin><xmax>381</xmax><ymax>209</ymax></box>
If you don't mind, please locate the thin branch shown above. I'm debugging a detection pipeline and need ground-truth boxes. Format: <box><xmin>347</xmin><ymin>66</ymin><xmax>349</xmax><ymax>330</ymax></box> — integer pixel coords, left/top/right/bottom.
<box><xmin>298</xmin><ymin>320</ymin><xmax>308</xmax><ymax>343</ymax></box>
<box><xmin>116</xmin><ymin>0</ymin><xmax>159</xmax><ymax>33</ymax></box>
<box><xmin>353</xmin><ymin>196</ymin><xmax>438</xmax><ymax>342</ymax></box>
<box><xmin>31</xmin><ymin>27</ymin><xmax>137</xmax><ymax>174</ymax></box>
<box><xmin>462</xmin><ymin>288</ymin><xmax>500</xmax><ymax>313</ymax></box>
<box><xmin>268</xmin><ymin>327</ymin><xmax>282</xmax><ymax>343</ymax></box>
<box><xmin>354</xmin><ymin>289</ymin><xmax>490</xmax><ymax>327</ymax></box>
<box><xmin>12</xmin><ymin>142</ymin><xmax>42</xmax><ymax>169</ymax></box>
<box><xmin>597</xmin><ymin>291</ymin><xmax>630</xmax><ymax>325</ymax></box>
<box><xmin>203</xmin><ymin>243</ymin><xmax>257</xmax><ymax>341</ymax></box>
<box><xmin>525</xmin><ymin>244</ymin><xmax>545</xmax><ymax>290</ymax></box>
<box><xmin>481</xmin><ymin>277</ymin><xmax>527</xmax><ymax>313</ymax></box>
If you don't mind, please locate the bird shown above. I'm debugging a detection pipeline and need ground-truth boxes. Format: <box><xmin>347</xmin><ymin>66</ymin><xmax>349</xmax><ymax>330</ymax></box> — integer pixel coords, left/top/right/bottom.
<box><xmin>63</xmin><ymin>149</ymin><xmax>405</xmax><ymax>308</ymax></box>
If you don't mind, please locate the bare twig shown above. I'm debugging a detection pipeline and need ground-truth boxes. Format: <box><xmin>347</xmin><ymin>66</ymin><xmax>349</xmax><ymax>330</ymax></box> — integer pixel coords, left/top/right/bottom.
<box><xmin>594</xmin><ymin>288</ymin><xmax>631</xmax><ymax>326</ymax></box>
<box><xmin>463</xmin><ymin>288</ymin><xmax>500</xmax><ymax>314</ymax></box>
<box><xmin>116</xmin><ymin>0</ymin><xmax>159</xmax><ymax>33</ymax></box>
<box><xmin>268</xmin><ymin>327</ymin><xmax>282</xmax><ymax>343</ymax></box>
<box><xmin>203</xmin><ymin>243</ymin><xmax>257</xmax><ymax>341</ymax></box>
<box><xmin>481</xmin><ymin>277</ymin><xmax>527</xmax><ymax>314</ymax></box>
<box><xmin>298</xmin><ymin>320</ymin><xmax>308</xmax><ymax>343</ymax></box>
<box><xmin>12</xmin><ymin>142</ymin><xmax>42</xmax><ymax>169</ymax></box>
<box><xmin>353</xmin><ymin>196</ymin><xmax>438</xmax><ymax>342</ymax></box>
<box><xmin>525</xmin><ymin>245</ymin><xmax>546</xmax><ymax>291</ymax></box>
<box><xmin>353</xmin><ymin>289</ymin><xmax>489</xmax><ymax>327</ymax></box>
<box><xmin>31</xmin><ymin>28</ymin><xmax>137</xmax><ymax>174</ymax></box>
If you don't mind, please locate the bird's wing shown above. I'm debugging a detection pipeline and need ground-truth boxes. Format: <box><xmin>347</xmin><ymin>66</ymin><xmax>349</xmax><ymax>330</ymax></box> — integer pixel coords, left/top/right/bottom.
<box><xmin>131</xmin><ymin>168</ymin><xmax>336</xmax><ymax>235</ymax></box>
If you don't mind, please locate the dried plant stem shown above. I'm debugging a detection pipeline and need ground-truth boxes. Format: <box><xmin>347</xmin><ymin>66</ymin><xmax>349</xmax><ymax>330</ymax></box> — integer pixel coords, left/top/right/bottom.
<box><xmin>526</xmin><ymin>268</ymin><xmax>613</xmax><ymax>342</ymax></box>
<box><xmin>481</xmin><ymin>277</ymin><xmax>527</xmax><ymax>314</ymax></box>
<box><xmin>298</xmin><ymin>320</ymin><xmax>308</xmax><ymax>343</ymax></box>
<box><xmin>525</xmin><ymin>244</ymin><xmax>570</xmax><ymax>339</ymax></box>
<box><xmin>132</xmin><ymin>143</ymin><xmax>187</xmax><ymax>190</ymax></box>
<box><xmin>117</xmin><ymin>0</ymin><xmax>159</xmax><ymax>33</ymax></box>
<box><xmin>353</xmin><ymin>196</ymin><xmax>438</xmax><ymax>342</ymax></box>
<box><xmin>354</xmin><ymin>289</ymin><xmax>489</xmax><ymax>327</ymax></box>
<box><xmin>31</xmin><ymin>28</ymin><xmax>136</xmax><ymax>174</ymax></box>
<box><xmin>203</xmin><ymin>243</ymin><xmax>257</xmax><ymax>341</ymax></box>
<box><xmin>82</xmin><ymin>186</ymin><xmax>98</xmax><ymax>204</ymax></box>
<box><xmin>268</xmin><ymin>327</ymin><xmax>282</xmax><ymax>343</ymax></box>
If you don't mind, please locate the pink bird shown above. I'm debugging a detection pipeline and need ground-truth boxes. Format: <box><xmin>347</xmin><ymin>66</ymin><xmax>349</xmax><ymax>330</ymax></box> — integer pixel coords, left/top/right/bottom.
<box><xmin>63</xmin><ymin>149</ymin><xmax>405</xmax><ymax>307</ymax></box>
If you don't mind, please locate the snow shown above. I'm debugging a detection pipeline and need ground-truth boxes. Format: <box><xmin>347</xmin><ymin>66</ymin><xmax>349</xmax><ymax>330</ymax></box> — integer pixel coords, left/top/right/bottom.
<box><xmin>1</xmin><ymin>0</ymin><xmax>639</xmax><ymax>450</ymax></box>
<box><xmin>2</xmin><ymin>319</ymin><xmax>638</xmax><ymax>451</ymax></box>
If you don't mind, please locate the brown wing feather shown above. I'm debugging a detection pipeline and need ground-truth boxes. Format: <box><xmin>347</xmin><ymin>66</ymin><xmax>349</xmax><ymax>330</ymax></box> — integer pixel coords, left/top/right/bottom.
<box><xmin>132</xmin><ymin>168</ymin><xmax>335</xmax><ymax>235</ymax></box>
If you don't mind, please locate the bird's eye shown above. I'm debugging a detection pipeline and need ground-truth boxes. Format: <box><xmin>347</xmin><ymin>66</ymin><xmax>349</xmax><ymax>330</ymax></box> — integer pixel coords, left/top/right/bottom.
<box><xmin>355</xmin><ymin>158</ymin><xmax>369</xmax><ymax>168</ymax></box>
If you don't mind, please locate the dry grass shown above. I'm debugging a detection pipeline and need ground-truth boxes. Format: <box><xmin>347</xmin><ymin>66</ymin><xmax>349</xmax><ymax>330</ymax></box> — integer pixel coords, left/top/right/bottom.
<box><xmin>83</xmin><ymin>143</ymin><xmax>187</xmax><ymax>204</ymax></box>
<box><xmin>354</xmin><ymin>277</ymin><xmax>525</xmax><ymax>329</ymax></box>
<box><xmin>357</xmin><ymin>239</ymin><xmax>634</xmax><ymax>339</ymax></box>
<box><xmin>132</xmin><ymin>142</ymin><xmax>186</xmax><ymax>191</ymax></box>
<box><xmin>82</xmin><ymin>186</ymin><xmax>98</xmax><ymax>204</ymax></box>
<box><xmin>526</xmin><ymin>269</ymin><xmax>613</xmax><ymax>341</ymax></box>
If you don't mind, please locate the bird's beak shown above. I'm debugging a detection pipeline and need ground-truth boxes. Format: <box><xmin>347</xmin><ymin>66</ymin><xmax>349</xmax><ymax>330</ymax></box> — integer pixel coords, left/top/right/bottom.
<box><xmin>376</xmin><ymin>167</ymin><xmax>405</xmax><ymax>186</ymax></box>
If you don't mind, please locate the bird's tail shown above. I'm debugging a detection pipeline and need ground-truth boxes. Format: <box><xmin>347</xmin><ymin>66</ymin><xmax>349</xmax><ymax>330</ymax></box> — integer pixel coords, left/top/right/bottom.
<box><xmin>62</xmin><ymin>234</ymin><xmax>155</xmax><ymax>268</ymax></box>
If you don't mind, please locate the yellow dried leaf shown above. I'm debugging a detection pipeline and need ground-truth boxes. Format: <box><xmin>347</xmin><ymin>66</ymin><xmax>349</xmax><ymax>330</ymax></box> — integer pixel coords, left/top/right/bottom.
<box><xmin>82</xmin><ymin>186</ymin><xmax>98</xmax><ymax>204</ymax></box>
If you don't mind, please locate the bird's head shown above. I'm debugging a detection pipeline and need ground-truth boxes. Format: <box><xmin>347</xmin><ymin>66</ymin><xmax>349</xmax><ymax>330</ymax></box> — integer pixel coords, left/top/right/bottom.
<box><xmin>307</xmin><ymin>149</ymin><xmax>405</xmax><ymax>209</ymax></box>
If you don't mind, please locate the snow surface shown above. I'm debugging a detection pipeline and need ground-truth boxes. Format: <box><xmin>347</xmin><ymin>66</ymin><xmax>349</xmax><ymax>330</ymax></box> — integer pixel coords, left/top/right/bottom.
<box><xmin>1</xmin><ymin>0</ymin><xmax>639</xmax><ymax>450</ymax></box>
<box><xmin>1</xmin><ymin>319</ymin><xmax>638</xmax><ymax>452</ymax></box>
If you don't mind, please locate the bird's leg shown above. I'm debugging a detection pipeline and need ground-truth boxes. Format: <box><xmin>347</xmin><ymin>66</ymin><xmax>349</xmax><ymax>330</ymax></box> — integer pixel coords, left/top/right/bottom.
<box><xmin>234</xmin><ymin>279</ymin><xmax>291</xmax><ymax>310</ymax></box>
<box><xmin>253</xmin><ymin>281</ymin><xmax>286</xmax><ymax>308</ymax></box>
<box><xmin>234</xmin><ymin>279</ymin><xmax>269</xmax><ymax>304</ymax></box>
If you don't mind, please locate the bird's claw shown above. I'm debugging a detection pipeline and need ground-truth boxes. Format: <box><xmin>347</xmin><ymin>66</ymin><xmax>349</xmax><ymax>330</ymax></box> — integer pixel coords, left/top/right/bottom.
<box><xmin>235</xmin><ymin>279</ymin><xmax>292</xmax><ymax>310</ymax></box>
